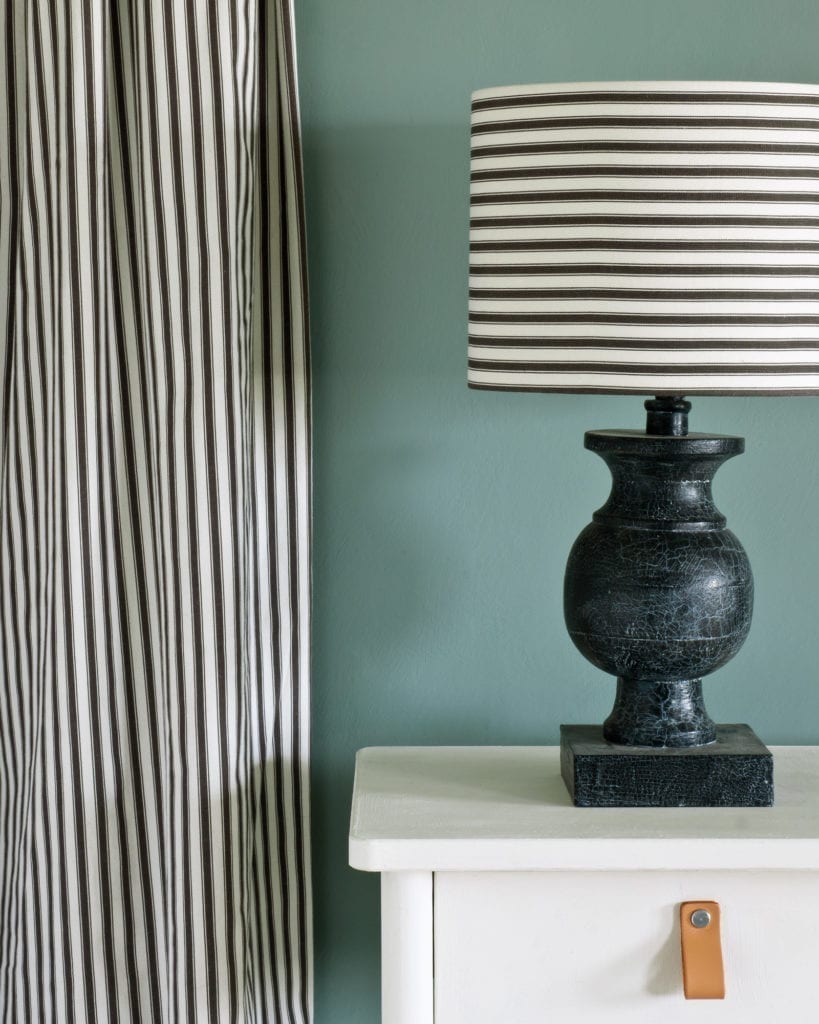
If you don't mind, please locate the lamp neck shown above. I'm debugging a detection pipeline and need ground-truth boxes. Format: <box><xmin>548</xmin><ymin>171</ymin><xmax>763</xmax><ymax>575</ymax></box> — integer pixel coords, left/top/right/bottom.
<box><xmin>645</xmin><ymin>395</ymin><xmax>691</xmax><ymax>436</ymax></box>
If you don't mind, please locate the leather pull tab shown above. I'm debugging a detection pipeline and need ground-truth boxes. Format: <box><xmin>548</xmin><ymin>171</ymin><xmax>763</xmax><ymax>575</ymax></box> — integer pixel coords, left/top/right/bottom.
<box><xmin>680</xmin><ymin>901</ymin><xmax>725</xmax><ymax>1000</ymax></box>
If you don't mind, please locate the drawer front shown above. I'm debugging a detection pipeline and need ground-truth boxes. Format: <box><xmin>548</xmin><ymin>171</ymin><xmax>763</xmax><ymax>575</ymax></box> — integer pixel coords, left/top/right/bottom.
<box><xmin>434</xmin><ymin>870</ymin><xmax>819</xmax><ymax>1023</ymax></box>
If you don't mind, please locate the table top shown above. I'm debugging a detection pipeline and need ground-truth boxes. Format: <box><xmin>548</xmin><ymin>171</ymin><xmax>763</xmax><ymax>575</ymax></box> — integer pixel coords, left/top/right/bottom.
<box><xmin>349</xmin><ymin>745</ymin><xmax>819</xmax><ymax>872</ymax></box>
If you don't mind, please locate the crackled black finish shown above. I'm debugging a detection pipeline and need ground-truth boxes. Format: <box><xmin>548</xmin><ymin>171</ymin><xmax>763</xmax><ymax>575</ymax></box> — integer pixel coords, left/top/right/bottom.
<box><xmin>561</xmin><ymin>724</ymin><xmax>774</xmax><ymax>807</ymax></box>
<box><xmin>564</xmin><ymin>427</ymin><xmax>753</xmax><ymax>749</ymax></box>
<box><xmin>645</xmin><ymin>394</ymin><xmax>691</xmax><ymax>437</ymax></box>
<box><xmin>604</xmin><ymin>678</ymin><xmax>716</xmax><ymax>746</ymax></box>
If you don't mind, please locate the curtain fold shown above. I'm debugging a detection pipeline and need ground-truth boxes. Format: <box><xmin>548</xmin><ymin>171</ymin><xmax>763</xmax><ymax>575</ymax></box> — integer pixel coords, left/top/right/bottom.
<box><xmin>0</xmin><ymin>2</ymin><xmax>312</xmax><ymax>1020</ymax></box>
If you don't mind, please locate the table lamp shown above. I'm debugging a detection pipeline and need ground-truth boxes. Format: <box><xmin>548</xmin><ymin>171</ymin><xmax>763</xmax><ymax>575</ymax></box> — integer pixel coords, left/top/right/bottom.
<box><xmin>470</xmin><ymin>80</ymin><xmax>819</xmax><ymax>807</ymax></box>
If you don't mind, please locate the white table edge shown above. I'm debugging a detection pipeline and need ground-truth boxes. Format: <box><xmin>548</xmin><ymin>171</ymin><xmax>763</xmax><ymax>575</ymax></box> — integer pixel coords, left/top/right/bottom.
<box><xmin>349</xmin><ymin>835</ymin><xmax>819</xmax><ymax>872</ymax></box>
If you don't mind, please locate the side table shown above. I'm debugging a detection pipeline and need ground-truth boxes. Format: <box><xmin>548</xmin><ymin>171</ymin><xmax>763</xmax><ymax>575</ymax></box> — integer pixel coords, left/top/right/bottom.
<box><xmin>350</xmin><ymin>745</ymin><xmax>819</xmax><ymax>1023</ymax></box>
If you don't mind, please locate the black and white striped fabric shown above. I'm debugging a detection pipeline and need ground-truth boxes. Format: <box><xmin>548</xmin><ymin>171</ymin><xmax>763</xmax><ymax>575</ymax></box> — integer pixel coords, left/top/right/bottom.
<box><xmin>469</xmin><ymin>81</ymin><xmax>819</xmax><ymax>393</ymax></box>
<box><xmin>0</xmin><ymin>3</ymin><xmax>311</xmax><ymax>1022</ymax></box>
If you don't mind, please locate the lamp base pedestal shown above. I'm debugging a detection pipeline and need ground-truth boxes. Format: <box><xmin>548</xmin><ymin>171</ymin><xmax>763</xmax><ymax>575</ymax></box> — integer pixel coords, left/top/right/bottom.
<box><xmin>560</xmin><ymin>723</ymin><xmax>773</xmax><ymax>807</ymax></box>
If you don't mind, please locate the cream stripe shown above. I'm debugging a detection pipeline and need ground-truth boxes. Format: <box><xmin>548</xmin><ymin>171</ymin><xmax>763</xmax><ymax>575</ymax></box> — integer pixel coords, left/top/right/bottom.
<box><xmin>469</xmin><ymin>250</ymin><xmax>819</xmax><ymax>266</ymax></box>
<box><xmin>469</xmin><ymin>321</ymin><xmax>819</xmax><ymax>339</ymax></box>
<box><xmin>469</xmin><ymin>345</ymin><xmax>819</xmax><ymax>364</ymax></box>
<box><xmin>470</xmin><ymin>274</ymin><xmax>819</xmax><ymax>288</ymax></box>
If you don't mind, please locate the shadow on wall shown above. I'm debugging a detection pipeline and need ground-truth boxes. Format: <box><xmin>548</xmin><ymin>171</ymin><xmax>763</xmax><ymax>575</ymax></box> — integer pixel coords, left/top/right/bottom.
<box><xmin>311</xmin><ymin>759</ymin><xmax>381</xmax><ymax>1022</ymax></box>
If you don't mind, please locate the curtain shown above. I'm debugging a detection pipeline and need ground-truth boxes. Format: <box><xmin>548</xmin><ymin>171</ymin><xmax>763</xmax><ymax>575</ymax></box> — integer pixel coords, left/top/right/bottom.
<box><xmin>0</xmin><ymin>2</ymin><xmax>312</xmax><ymax>1021</ymax></box>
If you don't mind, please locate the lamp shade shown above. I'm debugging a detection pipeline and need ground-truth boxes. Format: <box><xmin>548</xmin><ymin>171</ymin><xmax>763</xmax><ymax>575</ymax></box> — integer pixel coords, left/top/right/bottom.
<box><xmin>469</xmin><ymin>81</ymin><xmax>819</xmax><ymax>394</ymax></box>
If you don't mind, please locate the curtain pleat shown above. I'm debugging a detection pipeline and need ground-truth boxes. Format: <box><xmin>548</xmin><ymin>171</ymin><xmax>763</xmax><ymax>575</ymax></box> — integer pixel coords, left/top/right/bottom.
<box><xmin>0</xmin><ymin>2</ymin><xmax>312</xmax><ymax>1021</ymax></box>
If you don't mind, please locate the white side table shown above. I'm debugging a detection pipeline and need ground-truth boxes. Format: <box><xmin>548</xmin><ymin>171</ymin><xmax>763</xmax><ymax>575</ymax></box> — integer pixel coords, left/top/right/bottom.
<box><xmin>349</xmin><ymin>745</ymin><xmax>819</xmax><ymax>1024</ymax></box>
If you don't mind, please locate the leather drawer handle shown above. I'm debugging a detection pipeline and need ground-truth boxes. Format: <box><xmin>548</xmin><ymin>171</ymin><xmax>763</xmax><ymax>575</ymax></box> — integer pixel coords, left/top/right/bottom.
<box><xmin>680</xmin><ymin>901</ymin><xmax>725</xmax><ymax>1000</ymax></box>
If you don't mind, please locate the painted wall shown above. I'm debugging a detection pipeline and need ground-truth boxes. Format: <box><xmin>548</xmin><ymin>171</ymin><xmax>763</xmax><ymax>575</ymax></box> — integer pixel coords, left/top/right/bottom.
<box><xmin>298</xmin><ymin>1</ymin><xmax>819</xmax><ymax>1019</ymax></box>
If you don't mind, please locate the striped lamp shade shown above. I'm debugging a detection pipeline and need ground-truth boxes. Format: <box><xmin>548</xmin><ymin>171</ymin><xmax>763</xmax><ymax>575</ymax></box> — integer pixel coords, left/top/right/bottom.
<box><xmin>469</xmin><ymin>81</ymin><xmax>819</xmax><ymax>394</ymax></box>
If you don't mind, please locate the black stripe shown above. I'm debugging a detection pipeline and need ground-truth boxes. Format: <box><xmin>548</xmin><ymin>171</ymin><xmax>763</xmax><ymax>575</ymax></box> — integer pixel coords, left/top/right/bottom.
<box><xmin>472</xmin><ymin>115</ymin><xmax>819</xmax><ymax>134</ymax></box>
<box><xmin>471</xmin><ymin>213</ymin><xmax>819</xmax><ymax>227</ymax></box>
<box><xmin>156</xmin><ymin>2</ymin><xmax>199</xmax><ymax>1016</ymax></box>
<box><xmin>40</xmin><ymin>5</ymin><xmax>61</xmax><ymax>1015</ymax></box>
<box><xmin>470</xmin><ymin>311</ymin><xmax>819</xmax><ymax>323</ymax></box>
<box><xmin>472</xmin><ymin>141</ymin><xmax>819</xmax><ymax>156</ymax></box>
<box><xmin>111</xmin><ymin>5</ymin><xmax>167</xmax><ymax>1020</ymax></box>
<box><xmin>119</xmin><ymin>0</ymin><xmax>172</xmax><ymax>962</ymax></box>
<box><xmin>103</xmin><ymin>242</ymin><xmax>144</xmax><ymax>1023</ymax></box>
<box><xmin>469</xmin><ymin>334</ymin><xmax>819</xmax><ymax>349</ymax></box>
<box><xmin>138</xmin><ymin>2</ymin><xmax>182</xmax><ymax>1012</ymax></box>
<box><xmin>472</xmin><ymin>89</ymin><xmax>819</xmax><ymax>111</ymax></box>
<box><xmin>179</xmin><ymin>4</ymin><xmax>220</xmax><ymax>1018</ymax></box>
<box><xmin>469</xmin><ymin>358</ymin><xmax>819</xmax><ymax>373</ymax></box>
<box><xmin>204</xmin><ymin>5</ymin><xmax>241</xmax><ymax>1021</ymax></box>
<box><xmin>469</xmin><ymin>263</ymin><xmax>819</xmax><ymax>275</ymax></box>
<box><xmin>471</xmin><ymin>165</ymin><xmax>819</xmax><ymax>181</ymax></box>
<box><xmin>470</xmin><ymin>239</ymin><xmax>819</xmax><ymax>252</ymax></box>
<box><xmin>470</xmin><ymin>287</ymin><xmax>819</xmax><ymax>300</ymax></box>
<box><xmin>471</xmin><ymin>189</ymin><xmax>819</xmax><ymax>204</ymax></box>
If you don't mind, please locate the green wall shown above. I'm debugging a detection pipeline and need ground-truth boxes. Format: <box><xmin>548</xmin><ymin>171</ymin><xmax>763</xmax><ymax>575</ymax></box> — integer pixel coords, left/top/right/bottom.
<box><xmin>299</xmin><ymin>0</ymin><xmax>819</xmax><ymax>1019</ymax></box>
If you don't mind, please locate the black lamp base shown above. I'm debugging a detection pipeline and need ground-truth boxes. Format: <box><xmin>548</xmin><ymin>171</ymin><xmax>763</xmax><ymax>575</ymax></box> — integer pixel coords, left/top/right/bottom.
<box><xmin>559</xmin><ymin>396</ymin><xmax>773</xmax><ymax>808</ymax></box>
<box><xmin>560</xmin><ymin>723</ymin><xmax>773</xmax><ymax>807</ymax></box>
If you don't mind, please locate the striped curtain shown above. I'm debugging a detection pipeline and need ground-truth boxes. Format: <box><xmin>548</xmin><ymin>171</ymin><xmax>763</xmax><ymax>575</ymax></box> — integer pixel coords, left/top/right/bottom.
<box><xmin>0</xmin><ymin>2</ymin><xmax>311</xmax><ymax>1022</ymax></box>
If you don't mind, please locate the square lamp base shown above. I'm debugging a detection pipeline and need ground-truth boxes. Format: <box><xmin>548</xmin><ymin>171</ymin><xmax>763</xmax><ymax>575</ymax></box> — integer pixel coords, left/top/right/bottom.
<box><xmin>560</xmin><ymin>724</ymin><xmax>773</xmax><ymax>807</ymax></box>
